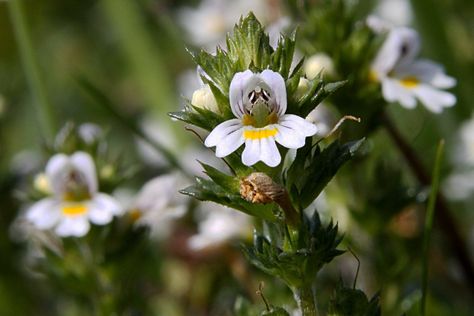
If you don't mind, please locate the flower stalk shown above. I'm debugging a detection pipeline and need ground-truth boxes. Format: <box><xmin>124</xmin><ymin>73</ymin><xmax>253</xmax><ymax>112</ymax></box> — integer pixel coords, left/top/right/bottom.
<box><xmin>293</xmin><ymin>286</ymin><xmax>318</xmax><ymax>316</ymax></box>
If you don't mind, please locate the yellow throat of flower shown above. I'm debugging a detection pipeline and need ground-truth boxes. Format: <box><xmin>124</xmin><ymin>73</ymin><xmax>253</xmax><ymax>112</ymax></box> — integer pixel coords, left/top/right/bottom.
<box><xmin>400</xmin><ymin>76</ymin><xmax>420</xmax><ymax>88</ymax></box>
<box><xmin>62</xmin><ymin>203</ymin><xmax>88</xmax><ymax>216</ymax></box>
<box><xmin>242</xmin><ymin>104</ymin><xmax>278</xmax><ymax>128</ymax></box>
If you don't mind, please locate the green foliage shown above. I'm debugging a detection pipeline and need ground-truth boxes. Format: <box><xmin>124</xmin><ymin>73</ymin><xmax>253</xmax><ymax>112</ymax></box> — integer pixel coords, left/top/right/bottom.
<box><xmin>328</xmin><ymin>281</ymin><xmax>381</xmax><ymax>316</ymax></box>
<box><xmin>242</xmin><ymin>212</ymin><xmax>344</xmax><ymax>289</ymax></box>
<box><xmin>286</xmin><ymin>138</ymin><xmax>365</xmax><ymax>210</ymax></box>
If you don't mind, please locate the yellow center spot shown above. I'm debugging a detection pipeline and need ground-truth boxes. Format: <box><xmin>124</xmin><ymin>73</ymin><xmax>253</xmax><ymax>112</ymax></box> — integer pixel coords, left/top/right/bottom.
<box><xmin>129</xmin><ymin>209</ymin><xmax>142</xmax><ymax>222</ymax></box>
<box><xmin>243</xmin><ymin>128</ymin><xmax>278</xmax><ymax>140</ymax></box>
<box><xmin>62</xmin><ymin>204</ymin><xmax>88</xmax><ymax>216</ymax></box>
<box><xmin>400</xmin><ymin>76</ymin><xmax>419</xmax><ymax>88</ymax></box>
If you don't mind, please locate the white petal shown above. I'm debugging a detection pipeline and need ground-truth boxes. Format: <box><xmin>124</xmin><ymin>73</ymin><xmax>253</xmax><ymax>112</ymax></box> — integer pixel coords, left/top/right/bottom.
<box><xmin>55</xmin><ymin>217</ymin><xmax>90</xmax><ymax>237</ymax></box>
<box><xmin>45</xmin><ymin>154</ymin><xmax>70</xmax><ymax>196</ymax></box>
<box><xmin>372</xmin><ymin>27</ymin><xmax>420</xmax><ymax>76</ymax></box>
<box><xmin>215</xmin><ymin>127</ymin><xmax>244</xmax><ymax>157</ymax></box>
<box><xmin>413</xmin><ymin>85</ymin><xmax>456</xmax><ymax>113</ymax></box>
<box><xmin>279</xmin><ymin>114</ymin><xmax>318</xmax><ymax>137</ymax></box>
<box><xmin>260</xmin><ymin>137</ymin><xmax>281</xmax><ymax>167</ymax></box>
<box><xmin>26</xmin><ymin>198</ymin><xmax>61</xmax><ymax>229</ymax></box>
<box><xmin>260</xmin><ymin>69</ymin><xmax>287</xmax><ymax>116</ymax></box>
<box><xmin>204</xmin><ymin>119</ymin><xmax>242</xmax><ymax>147</ymax></box>
<box><xmin>381</xmin><ymin>78</ymin><xmax>417</xmax><ymax>108</ymax></box>
<box><xmin>229</xmin><ymin>70</ymin><xmax>254</xmax><ymax>118</ymax></box>
<box><xmin>88</xmin><ymin>193</ymin><xmax>122</xmax><ymax>225</ymax></box>
<box><xmin>401</xmin><ymin>59</ymin><xmax>456</xmax><ymax>89</ymax></box>
<box><xmin>275</xmin><ymin>125</ymin><xmax>306</xmax><ymax>149</ymax></box>
<box><xmin>242</xmin><ymin>139</ymin><xmax>261</xmax><ymax>166</ymax></box>
<box><xmin>70</xmin><ymin>152</ymin><xmax>98</xmax><ymax>194</ymax></box>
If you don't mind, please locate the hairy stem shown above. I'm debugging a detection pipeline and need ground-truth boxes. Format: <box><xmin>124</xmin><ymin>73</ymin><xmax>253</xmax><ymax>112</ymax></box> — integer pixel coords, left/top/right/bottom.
<box><xmin>293</xmin><ymin>286</ymin><xmax>318</xmax><ymax>316</ymax></box>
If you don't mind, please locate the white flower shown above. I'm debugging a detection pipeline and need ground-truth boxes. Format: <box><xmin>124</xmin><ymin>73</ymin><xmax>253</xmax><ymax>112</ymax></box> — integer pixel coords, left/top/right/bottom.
<box><xmin>304</xmin><ymin>53</ymin><xmax>336</xmax><ymax>79</ymax></box>
<box><xmin>25</xmin><ymin>152</ymin><xmax>122</xmax><ymax>237</ymax></box>
<box><xmin>129</xmin><ymin>173</ymin><xmax>189</xmax><ymax>240</ymax></box>
<box><xmin>374</xmin><ymin>0</ymin><xmax>413</xmax><ymax>27</ymax></box>
<box><xmin>456</xmin><ymin>116</ymin><xmax>474</xmax><ymax>166</ymax></box>
<box><xmin>188</xmin><ymin>202</ymin><xmax>251</xmax><ymax>251</ymax></box>
<box><xmin>371</xmin><ymin>26</ymin><xmax>456</xmax><ymax>113</ymax></box>
<box><xmin>305</xmin><ymin>103</ymin><xmax>335</xmax><ymax>137</ymax></box>
<box><xmin>204</xmin><ymin>70</ymin><xmax>318</xmax><ymax>167</ymax></box>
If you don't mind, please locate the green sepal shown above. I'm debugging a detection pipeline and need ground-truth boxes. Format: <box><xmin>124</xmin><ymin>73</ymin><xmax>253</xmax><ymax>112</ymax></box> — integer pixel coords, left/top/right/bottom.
<box><xmin>180</xmin><ymin>177</ymin><xmax>276</xmax><ymax>221</ymax></box>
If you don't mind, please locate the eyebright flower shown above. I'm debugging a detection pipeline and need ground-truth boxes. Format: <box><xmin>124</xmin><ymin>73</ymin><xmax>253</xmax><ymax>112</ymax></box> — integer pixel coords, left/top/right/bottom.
<box><xmin>26</xmin><ymin>152</ymin><xmax>122</xmax><ymax>237</ymax></box>
<box><xmin>370</xmin><ymin>26</ymin><xmax>456</xmax><ymax>113</ymax></box>
<box><xmin>204</xmin><ymin>70</ymin><xmax>318</xmax><ymax>167</ymax></box>
<box><xmin>128</xmin><ymin>173</ymin><xmax>189</xmax><ymax>240</ymax></box>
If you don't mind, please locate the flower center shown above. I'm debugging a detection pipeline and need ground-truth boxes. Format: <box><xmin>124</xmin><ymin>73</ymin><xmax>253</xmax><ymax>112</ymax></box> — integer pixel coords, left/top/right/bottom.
<box><xmin>400</xmin><ymin>76</ymin><xmax>420</xmax><ymax>88</ymax></box>
<box><xmin>62</xmin><ymin>203</ymin><xmax>88</xmax><ymax>216</ymax></box>
<box><xmin>243</xmin><ymin>86</ymin><xmax>279</xmax><ymax>128</ymax></box>
<box><xmin>62</xmin><ymin>170</ymin><xmax>91</xmax><ymax>202</ymax></box>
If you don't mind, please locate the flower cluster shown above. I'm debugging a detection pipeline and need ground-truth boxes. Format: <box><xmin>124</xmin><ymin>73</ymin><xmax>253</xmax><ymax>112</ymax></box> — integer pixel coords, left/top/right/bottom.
<box><xmin>26</xmin><ymin>152</ymin><xmax>122</xmax><ymax>237</ymax></box>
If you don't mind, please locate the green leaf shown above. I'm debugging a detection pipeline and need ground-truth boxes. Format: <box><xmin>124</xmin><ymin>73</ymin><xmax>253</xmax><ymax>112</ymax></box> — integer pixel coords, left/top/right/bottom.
<box><xmin>181</xmin><ymin>177</ymin><xmax>276</xmax><ymax>221</ymax></box>
<box><xmin>287</xmin><ymin>138</ymin><xmax>364</xmax><ymax>210</ymax></box>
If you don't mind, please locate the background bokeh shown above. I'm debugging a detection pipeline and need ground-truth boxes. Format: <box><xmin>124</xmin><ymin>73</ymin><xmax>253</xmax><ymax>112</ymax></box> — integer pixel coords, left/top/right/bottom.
<box><xmin>1</xmin><ymin>0</ymin><xmax>474</xmax><ymax>315</ymax></box>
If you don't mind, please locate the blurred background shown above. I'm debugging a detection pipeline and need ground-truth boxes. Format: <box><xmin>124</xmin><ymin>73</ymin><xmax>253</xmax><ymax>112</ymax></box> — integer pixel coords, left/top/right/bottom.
<box><xmin>0</xmin><ymin>0</ymin><xmax>474</xmax><ymax>315</ymax></box>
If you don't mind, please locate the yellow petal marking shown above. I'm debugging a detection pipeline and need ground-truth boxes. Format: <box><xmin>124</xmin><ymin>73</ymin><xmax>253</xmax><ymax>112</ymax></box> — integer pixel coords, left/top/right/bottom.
<box><xmin>243</xmin><ymin>128</ymin><xmax>278</xmax><ymax>140</ymax></box>
<box><xmin>62</xmin><ymin>204</ymin><xmax>88</xmax><ymax>216</ymax></box>
<box><xmin>400</xmin><ymin>76</ymin><xmax>420</xmax><ymax>88</ymax></box>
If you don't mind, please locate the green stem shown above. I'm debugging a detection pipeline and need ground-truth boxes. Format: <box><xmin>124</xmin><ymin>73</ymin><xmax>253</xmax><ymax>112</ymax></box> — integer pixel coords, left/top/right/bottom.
<box><xmin>293</xmin><ymin>286</ymin><xmax>318</xmax><ymax>316</ymax></box>
<box><xmin>8</xmin><ymin>0</ymin><xmax>56</xmax><ymax>139</ymax></box>
<box><xmin>421</xmin><ymin>140</ymin><xmax>444</xmax><ymax>316</ymax></box>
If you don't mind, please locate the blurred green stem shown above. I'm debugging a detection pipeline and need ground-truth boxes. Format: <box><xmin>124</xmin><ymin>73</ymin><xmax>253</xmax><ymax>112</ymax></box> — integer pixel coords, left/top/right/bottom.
<box><xmin>8</xmin><ymin>0</ymin><xmax>56</xmax><ymax>139</ymax></box>
<box><xmin>421</xmin><ymin>140</ymin><xmax>444</xmax><ymax>316</ymax></box>
<box><xmin>381</xmin><ymin>111</ymin><xmax>474</xmax><ymax>297</ymax></box>
<box><xmin>293</xmin><ymin>286</ymin><xmax>318</xmax><ymax>316</ymax></box>
<box><xmin>101</xmin><ymin>0</ymin><xmax>182</xmax><ymax>141</ymax></box>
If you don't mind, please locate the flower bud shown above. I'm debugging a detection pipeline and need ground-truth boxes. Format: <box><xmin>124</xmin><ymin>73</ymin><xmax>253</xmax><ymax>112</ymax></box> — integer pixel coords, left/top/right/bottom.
<box><xmin>304</xmin><ymin>53</ymin><xmax>336</xmax><ymax>79</ymax></box>
<box><xmin>191</xmin><ymin>85</ymin><xmax>219</xmax><ymax>113</ymax></box>
<box><xmin>295</xmin><ymin>77</ymin><xmax>310</xmax><ymax>99</ymax></box>
<box><xmin>33</xmin><ymin>172</ymin><xmax>51</xmax><ymax>194</ymax></box>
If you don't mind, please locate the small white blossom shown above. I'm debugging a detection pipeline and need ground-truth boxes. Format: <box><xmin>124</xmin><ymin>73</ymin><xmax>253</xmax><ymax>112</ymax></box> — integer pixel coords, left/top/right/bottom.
<box><xmin>371</xmin><ymin>26</ymin><xmax>456</xmax><ymax>113</ymax></box>
<box><xmin>374</xmin><ymin>0</ymin><xmax>413</xmax><ymax>27</ymax></box>
<box><xmin>129</xmin><ymin>173</ymin><xmax>189</xmax><ymax>239</ymax></box>
<box><xmin>188</xmin><ymin>202</ymin><xmax>251</xmax><ymax>251</ymax></box>
<box><xmin>25</xmin><ymin>152</ymin><xmax>122</xmax><ymax>237</ymax></box>
<box><xmin>205</xmin><ymin>70</ymin><xmax>318</xmax><ymax>167</ymax></box>
<box><xmin>304</xmin><ymin>53</ymin><xmax>336</xmax><ymax>79</ymax></box>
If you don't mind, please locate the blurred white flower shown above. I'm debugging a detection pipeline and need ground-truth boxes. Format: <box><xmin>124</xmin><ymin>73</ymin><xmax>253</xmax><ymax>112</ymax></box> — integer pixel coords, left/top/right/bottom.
<box><xmin>129</xmin><ymin>173</ymin><xmax>190</xmax><ymax>239</ymax></box>
<box><xmin>205</xmin><ymin>70</ymin><xmax>317</xmax><ymax>167</ymax></box>
<box><xmin>78</xmin><ymin>123</ymin><xmax>102</xmax><ymax>144</ymax></box>
<box><xmin>371</xmin><ymin>26</ymin><xmax>456</xmax><ymax>113</ymax></box>
<box><xmin>443</xmin><ymin>115</ymin><xmax>474</xmax><ymax>200</ymax></box>
<box><xmin>374</xmin><ymin>0</ymin><xmax>413</xmax><ymax>27</ymax></box>
<box><xmin>456</xmin><ymin>116</ymin><xmax>474</xmax><ymax>166</ymax></box>
<box><xmin>177</xmin><ymin>0</ymin><xmax>271</xmax><ymax>49</ymax></box>
<box><xmin>304</xmin><ymin>53</ymin><xmax>336</xmax><ymax>79</ymax></box>
<box><xmin>189</xmin><ymin>202</ymin><xmax>252</xmax><ymax>251</ymax></box>
<box><xmin>25</xmin><ymin>152</ymin><xmax>122</xmax><ymax>237</ymax></box>
<box><xmin>305</xmin><ymin>103</ymin><xmax>335</xmax><ymax>137</ymax></box>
